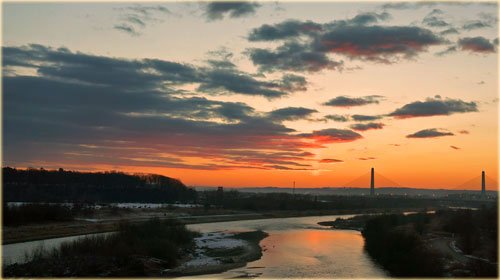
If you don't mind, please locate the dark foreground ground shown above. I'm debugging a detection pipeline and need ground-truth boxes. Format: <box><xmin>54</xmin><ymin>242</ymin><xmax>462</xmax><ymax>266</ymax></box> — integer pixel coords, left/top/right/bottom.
<box><xmin>3</xmin><ymin>218</ymin><xmax>268</xmax><ymax>277</ymax></box>
<box><xmin>320</xmin><ymin>206</ymin><xmax>498</xmax><ymax>278</ymax></box>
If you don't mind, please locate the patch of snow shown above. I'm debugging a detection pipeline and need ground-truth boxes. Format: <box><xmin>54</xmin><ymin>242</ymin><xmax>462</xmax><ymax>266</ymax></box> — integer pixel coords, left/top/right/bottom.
<box><xmin>109</xmin><ymin>203</ymin><xmax>202</xmax><ymax>209</ymax></box>
<box><xmin>194</xmin><ymin>232</ymin><xmax>246</xmax><ymax>249</ymax></box>
<box><xmin>181</xmin><ymin>254</ymin><xmax>221</xmax><ymax>267</ymax></box>
<box><xmin>179</xmin><ymin>231</ymin><xmax>248</xmax><ymax>269</ymax></box>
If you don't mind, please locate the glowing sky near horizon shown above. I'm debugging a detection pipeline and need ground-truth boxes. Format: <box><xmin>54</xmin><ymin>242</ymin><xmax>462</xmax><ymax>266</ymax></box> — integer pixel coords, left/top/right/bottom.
<box><xmin>2</xmin><ymin>1</ymin><xmax>499</xmax><ymax>189</ymax></box>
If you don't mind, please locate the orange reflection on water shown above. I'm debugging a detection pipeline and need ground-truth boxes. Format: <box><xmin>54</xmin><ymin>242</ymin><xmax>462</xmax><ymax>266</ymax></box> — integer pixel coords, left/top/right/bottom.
<box><xmin>249</xmin><ymin>229</ymin><xmax>384</xmax><ymax>278</ymax></box>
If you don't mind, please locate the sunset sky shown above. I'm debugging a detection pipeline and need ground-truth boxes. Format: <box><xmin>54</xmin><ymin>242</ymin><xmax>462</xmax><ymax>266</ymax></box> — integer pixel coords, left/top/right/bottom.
<box><xmin>3</xmin><ymin>1</ymin><xmax>499</xmax><ymax>189</ymax></box>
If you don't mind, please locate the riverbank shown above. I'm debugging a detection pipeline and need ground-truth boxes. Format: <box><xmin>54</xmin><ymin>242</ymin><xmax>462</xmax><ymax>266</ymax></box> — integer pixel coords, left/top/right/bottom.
<box><xmin>3</xmin><ymin>207</ymin><xmax>432</xmax><ymax>245</ymax></box>
<box><xmin>319</xmin><ymin>208</ymin><xmax>498</xmax><ymax>277</ymax></box>
<box><xmin>4</xmin><ymin>215</ymin><xmax>392</xmax><ymax>278</ymax></box>
<box><xmin>3</xmin><ymin>227</ymin><xmax>268</xmax><ymax>277</ymax></box>
<box><xmin>166</xmin><ymin>230</ymin><xmax>268</xmax><ymax>276</ymax></box>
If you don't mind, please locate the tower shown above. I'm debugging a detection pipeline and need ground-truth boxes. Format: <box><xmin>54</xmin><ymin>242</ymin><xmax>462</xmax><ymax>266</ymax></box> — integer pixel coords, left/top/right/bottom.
<box><xmin>481</xmin><ymin>170</ymin><xmax>486</xmax><ymax>197</ymax></box>
<box><xmin>370</xmin><ymin>167</ymin><xmax>375</xmax><ymax>196</ymax></box>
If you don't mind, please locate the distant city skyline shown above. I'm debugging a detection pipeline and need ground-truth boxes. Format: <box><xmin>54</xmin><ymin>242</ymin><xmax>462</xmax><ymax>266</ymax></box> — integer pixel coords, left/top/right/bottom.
<box><xmin>3</xmin><ymin>1</ymin><xmax>498</xmax><ymax>189</ymax></box>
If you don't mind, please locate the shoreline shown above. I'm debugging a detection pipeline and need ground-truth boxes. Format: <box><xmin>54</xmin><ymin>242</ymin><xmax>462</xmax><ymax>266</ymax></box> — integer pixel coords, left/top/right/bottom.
<box><xmin>3</xmin><ymin>207</ymin><xmax>433</xmax><ymax>245</ymax></box>
<box><xmin>2</xmin><ymin>209</ymin><xmax>357</xmax><ymax>245</ymax></box>
<box><xmin>165</xmin><ymin>230</ymin><xmax>268</xmax><ymax>277</ymax></box>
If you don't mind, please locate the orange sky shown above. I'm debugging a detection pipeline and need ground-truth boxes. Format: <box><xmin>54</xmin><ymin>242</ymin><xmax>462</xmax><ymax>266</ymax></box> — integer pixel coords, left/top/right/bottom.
<box><xmin>2</xmin><ymin>2</ymin><xmax>499</xmax><ymax>189</ymax></box>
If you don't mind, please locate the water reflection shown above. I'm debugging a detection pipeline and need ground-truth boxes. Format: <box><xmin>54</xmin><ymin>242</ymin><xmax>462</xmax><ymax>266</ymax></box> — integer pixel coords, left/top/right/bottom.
<box><xmin>188</xmin><ymin>215</ymin><xmax>387</xmax><ymax>278</ymax></box>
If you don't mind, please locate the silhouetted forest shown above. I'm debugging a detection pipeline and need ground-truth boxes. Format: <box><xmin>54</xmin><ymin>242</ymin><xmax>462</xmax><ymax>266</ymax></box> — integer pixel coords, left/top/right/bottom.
<box><xmin>362</xmin><ymin>207</ymin><xmax>498</xmax><ymax>277</ymax></box>
<box><xmin>3</xmin><ymin>203</ymin><xmax>94</xmax><ymax>226</ymax></box>
<box><xmin>204</xmin><ymin>190</ymin><xmax>449</xmax><ymax>211</ymax></box>
<box><xmin>3</xmin><ymin>218</ymin><xmax>198</xmax><ymax>277</ymax></box>
<box><xmin>438</xmin><ymin>207</ymin><xmax>498</xmax><ymax>264</ymax></box>
<box><xmin>3</xmin><ymin>167</ymin><xmax>197</xmax><ymax>203</ymax></box>
<box><xmin>362</xmin><ymin>213</ymin><xmax>444</xmax><ymax>277</ymax></box>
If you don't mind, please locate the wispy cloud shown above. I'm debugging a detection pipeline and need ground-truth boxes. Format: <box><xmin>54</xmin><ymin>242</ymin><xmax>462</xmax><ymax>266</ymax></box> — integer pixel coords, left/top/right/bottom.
<box><xmin>114</xmin><ymin>5</ymin><xmax>172</xmax><ymax>36</ymax></box>
<box><xmin>320</xmin><ymin>158</ymin><xmax>344</xmax><ymax>163</ymax></box>
<box><xmin>358</xmin><ymin>157</ymin><xmax>376</xmax><ymax>161</ymax></box>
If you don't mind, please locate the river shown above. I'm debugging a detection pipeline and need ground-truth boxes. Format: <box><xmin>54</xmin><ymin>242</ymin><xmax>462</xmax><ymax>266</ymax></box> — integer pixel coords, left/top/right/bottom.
<box><xmin>186</xmin><ymin>215</ymin><xmax>387</xmax><ymax>278</ymax></box>
<box><xmin>3</xmin><ymin>214</ymin><xmax>388</xmax><ymax>278</ymax></box>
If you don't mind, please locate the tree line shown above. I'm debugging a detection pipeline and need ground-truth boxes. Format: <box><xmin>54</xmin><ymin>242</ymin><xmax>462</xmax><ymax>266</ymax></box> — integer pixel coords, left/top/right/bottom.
<box><xmin>3</xmin><ymin>167</ymin><xmax>197</xmax><ymax>203</ymax></box>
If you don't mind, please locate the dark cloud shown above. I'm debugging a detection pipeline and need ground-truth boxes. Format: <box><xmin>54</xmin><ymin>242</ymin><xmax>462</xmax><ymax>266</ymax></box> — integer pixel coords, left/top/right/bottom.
<box><xmin>206</xmin><ymin>58</ymin><xmax>237</xmax><ymax>69</ymax></box>
<box><xmin>2</xmin><ymin>44</ymin><xmax>336</xmax><ymax>171</ymax></box>
<box><xmin>439</xmin><ymin>28</ymin><xmax>459</xmax><ymax>36</ymax></box>
<box><xmin>423</xmin><ymin>16</ymin><xmax>449</xmax><ymax>27</ymax></box>
<box><xmin>428</xmin><ymin>8</ymin><xmax>444</xmax><ymax>15</ymax></box>
<box><xmin>351</xmin><ymin>114</ymin><xmax>382</xmax><ymax>122</ymax></box>
<box><xmin>247</xmin><ymin>41</ymin><xmax>343</xmax><ymax>73</ymax></box>
<box><xmin>280</xmin><ymin>74</ymin><xmax>308</xmax><ymax>91</ymax></box>
<box><xmin>246</xmin><ymin>13</ymin><xmax>444</xmax><ymax>71</ymax></box>
<box><xmin>314</xmin><ymin>25</ymin><xmax>444</xmax><ymax>63</ymax></box>
<box><xmin>389</xmin><ymin>97</ymin><xmax>478</xmax><ymax>119</ymax></box>
<box><xmin>3</xmin><ymin>74</ymin><xmax>319</xmax><ymax>171</ymax></box>
<box><xmin>324</xmin><ymin>114</ymin><xmax>349</xmax><ymax>122</ymax></box>
<box><xmin>348</xmin><ymin>12</ymin><xmax>391</xmax><ymax>25</ymax></box>
<box><xmin>197</xmin><ymin>70</ymin><xmax>292</xmax><ymax>98</ymax></box>
<box><xmin>204</xmin><ymin>2</ymin><xmax>260</xmax><ymax>21</ymax></box>
<box><xmin>435</xmin><ymin>45</ymin><xmax>457</xmax><ymax>56</ymax></box>
<box><xmin>406</xmin><ymin>128</ymin><xmax>454</xmax><ymax>138</ymax></box>
<box><xmin>248</xmin><ymin>13</ymin><xmax>390</xmax><ymax>42</ymax></box>
<box><xmin>248</xmin><ymin>20</ymin><xmax>323</xmax><ymax>41</ymax></box>
<box><xmin>458</xmin><ymin>130</ymin><xmax>470</xmax><ymax>134</ymax></box>
<box><xmin>300</xmin><ymin>128</ymin><xmax>363</xmax><ymax>144</ymax></box>
<box><xmin>3</xmin><ymin>44</ymin><xmax>300</xmax><ymax>98</ymax></box>
<box><xmin>323</xmin><ymin>95</ymin><xmax>383</xmax><ymax>107</ymax></box>
<box><xmin>422</xmin><ymin>9</ymin><xmax>449</xmax><ymax>28</ymax></box>
<box><xmin>320</xmin><ymin>158</ymin><xmax>344</xmax><ymax>163</ymax></box>
<box><xmin>462</xmin><ymin>20</ymin><xmax>491</xmax><ymax>31</ymax></box>
<box><xmin>350</xmin><ymin>122</ymin><xmax>385</xmax><ymax>131</ymax></box>
<box><xmin>269</xmin><ymin>107</ymin><xmax>318</xmax><ymax>122</ymax></box>
<box><xmin>450</xmin><ymin>145</ymin><xmax>461</xmax><ymax>150</ymax></box>
<box><xmin>458</xmin><ymin>37</ymin><xmax>496</xmax><ymax>53</ymax></box>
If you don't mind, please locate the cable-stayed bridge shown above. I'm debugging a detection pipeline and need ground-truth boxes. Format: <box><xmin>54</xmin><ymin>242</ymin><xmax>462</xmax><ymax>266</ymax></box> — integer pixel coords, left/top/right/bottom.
<box><xmin>453</xmin><ymin>174</ymin><xmax>498</xmax><ymax>191</ymax></box>
<box><xmin>339</xmin><ymin>168</ymin><xmax>498</xmax><ymax>196</ymax></box>
<box><xmin>342</xmin><ymin>169</ymin><xmax>402</xmax><ymax>188</ymax></box>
